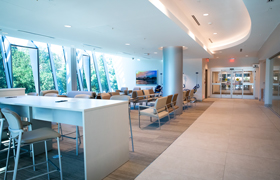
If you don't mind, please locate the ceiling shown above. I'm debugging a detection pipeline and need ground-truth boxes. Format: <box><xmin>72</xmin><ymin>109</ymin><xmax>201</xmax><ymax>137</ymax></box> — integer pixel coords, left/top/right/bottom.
<box><xmin>0</xmin><ymin>0</ymin><xmax>211</xmax><ymax>60</ymax></box>
<box><xmin>0</xmin><ymin>0</ymin><xmax>279</xmax><ymax>61</ymax></box>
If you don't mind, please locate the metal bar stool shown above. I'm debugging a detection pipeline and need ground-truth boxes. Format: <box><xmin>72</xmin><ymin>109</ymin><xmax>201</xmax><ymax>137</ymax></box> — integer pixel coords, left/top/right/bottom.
<box><xmin>1</xmin><ymin>108</ymin><xmax>63</xmax><ymax>180</ymax></box>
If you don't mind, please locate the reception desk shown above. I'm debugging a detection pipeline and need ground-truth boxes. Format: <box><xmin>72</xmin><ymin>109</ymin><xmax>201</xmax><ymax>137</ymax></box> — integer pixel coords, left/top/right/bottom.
<box><xmin>0</xmin><ymin>96</ymin><xmax>129</xmax><ymax>180</ymax></box>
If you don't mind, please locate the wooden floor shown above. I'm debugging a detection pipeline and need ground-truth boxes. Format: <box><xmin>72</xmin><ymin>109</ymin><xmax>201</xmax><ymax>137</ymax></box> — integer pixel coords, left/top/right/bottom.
<box><xmin>0</xmin><ymin>101</ymin><xmax>213</xmax><ymax>180</ymax></box>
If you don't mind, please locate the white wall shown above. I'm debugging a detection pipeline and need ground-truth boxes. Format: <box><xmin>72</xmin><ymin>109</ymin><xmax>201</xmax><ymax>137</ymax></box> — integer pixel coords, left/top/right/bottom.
<box><xmin>258</xmin><ymin>23</ymin><xmax>280</xmax><ymax>60</ymax></box>
<box><xmin>183</xmin><ymin>58</ymin><xmax>203</xmax><ymax>100</ymax></box>
<box><xmin>113</xmin><ymin>57</ymin><xmax>163</xmax><ymax>90</ymax></box>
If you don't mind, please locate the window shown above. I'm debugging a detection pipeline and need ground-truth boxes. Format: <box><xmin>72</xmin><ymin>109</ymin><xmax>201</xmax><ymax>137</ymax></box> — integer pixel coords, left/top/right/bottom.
<box><xmin>82</xmin><ymin>58</ymin><xmax>88</xmax><ymax>91</ymax></box>
<box><xmin>0</xmin><ymin>49</ymin><xmax>7</xmax><ymax>88</ymax></box>
<box><xmin>96</xmin><ymin>53</ymin><xmax>109</xmax><ymax>92</ymax></box>
<box><xmin>51</xmin><ymin>45</ymin><xmax>66</xmax><ymax>95</ymax></box>
<box><xmin>104</xmin><ymin>55</ymin><xmax>118</xmax><ymax>91</ymax></box>
<box><xmin>90</xmin><ymin>54</ymin><xmax>100</xmax><ymax>93</ymax></box>
<box><xmin>34</xmin><ymin>41</ymin><xmax>55</xmax><ymax>91</ymax></box>
<box><xmin>11</xmin><ymin>46</ymin><xmax>36</xmax><ymax>93</ymax></box>
<box><xmin>77</xmin><ymin>73</ymin><xmax>81</xmax><ymax>91</ymax></box>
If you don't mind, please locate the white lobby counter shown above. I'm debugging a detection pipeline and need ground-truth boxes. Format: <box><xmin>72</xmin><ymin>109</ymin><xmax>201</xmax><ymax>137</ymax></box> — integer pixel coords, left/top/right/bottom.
<box><xmin>0</xmin><ymin>96</ymin><xmax>129</xmax><ymax>180</ymax></box>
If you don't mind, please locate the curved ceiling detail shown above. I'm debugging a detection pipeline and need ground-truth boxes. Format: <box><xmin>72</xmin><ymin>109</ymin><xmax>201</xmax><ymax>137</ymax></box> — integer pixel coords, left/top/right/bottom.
<box><xmin>150</xmin><ymin>0</ymin><xmax>252</xmax><ymax>53</ymax></box>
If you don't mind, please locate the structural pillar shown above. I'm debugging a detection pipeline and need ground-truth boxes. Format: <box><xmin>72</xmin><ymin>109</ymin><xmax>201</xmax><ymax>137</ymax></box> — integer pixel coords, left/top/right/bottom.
<box><xmin>163</xmin><ymin>46</ymin><xmax>183</xmax><ymax>114</ymax></box>
<box><xmin>265</xmin><ymin>58</ymin><xmax>273</xmax><ymax>106</ymax></box>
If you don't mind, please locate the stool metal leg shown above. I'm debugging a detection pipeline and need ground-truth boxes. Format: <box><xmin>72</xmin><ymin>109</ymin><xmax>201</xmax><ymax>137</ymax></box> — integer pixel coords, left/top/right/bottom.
<box><xmin>31</xmin><ymin>144</ymin><xmax>36</xmax><ymax>171</ymax></box>
<box><xmin>76</xmin><ymin>126</ymin><xmax>79</xmax><ymax>156</ymax></box>
<box><xmin>44</xmin><ymin>141</ymin><xmax>50</xmax><ymax>180</ymax></box>
<box><xmin>4</xmin><ymin>138</ymin><xmax>12</xmax><ymax>180</ymax></box>
<box><xmin>128</xmin><ymin>109</ymin><xmax>134</xmax><ymax>152</ymax></box>
<box><xmin>13</xmin><ymin>134</ymin><xmax>22</xmax><ymax>180</ymax></box>
<box><xmin>57</xmin><ymin>137</ymin><xmax>63</xmax><ymax>180</ymax></box>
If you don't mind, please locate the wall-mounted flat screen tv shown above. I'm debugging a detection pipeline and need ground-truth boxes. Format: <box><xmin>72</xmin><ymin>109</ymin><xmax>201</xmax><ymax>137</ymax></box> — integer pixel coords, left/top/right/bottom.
<box><xmin>136</xmin><ymin>70</ymin><xmax>157</xmax><ymax>85</ymax></box>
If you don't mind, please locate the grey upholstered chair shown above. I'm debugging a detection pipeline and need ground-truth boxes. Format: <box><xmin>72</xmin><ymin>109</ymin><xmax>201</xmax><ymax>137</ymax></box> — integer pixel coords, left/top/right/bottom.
<box><xmin>110</xmin><ymin>95</ymin><xmax>134</xmax><ymax>152</ymax></box>
<box><xmin>138</xmin><ymin>96</ymin><xmax>170</xmax><ymax>129</ymax></box>
<box><xmin>0</xmin><ymin>109</ymin><xmax>32</xmax><ymax>152</ymax></box>
<box><xmin>133</xmin><ymin>87</ymin><xmax>141</xmax><ymax>91</ymax></box>
<box><xmin>27</xmin><ymin>92</ymin><xmax>38</xmax><ymax>96</ymax></box>
<box><xmin>1</xmin><ymin>108</ymin><xmax>63</xmax><ymax>180</ymax></box>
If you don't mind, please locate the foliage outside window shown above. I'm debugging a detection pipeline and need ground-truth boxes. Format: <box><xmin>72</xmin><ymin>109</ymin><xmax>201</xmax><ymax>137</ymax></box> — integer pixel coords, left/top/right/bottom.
<box><xmin>90</xmin><ymin>55</ymin><xmax>100</xmax><ymax>93</ymax></box>
<box><xmin>104</xmin><ymin>55</ymin><xmax>118</xmax><ymax>91</ymax></box>
<box><xmin>51</xmin><ymin>45</ymin><xmax>66</xmax><ymax>95</ymax></box>
<box><xmin>34</xmin><ymin>41</ymin><xmax>55</xmax><ymax>91</ymax></box>
<box><xmin>0</xmin><ymin>49</ymin><xmax>7</xmax><ymax>88</ymax></box>
<box><xmin>77</xmin><ymin>73</ymin><xmax>81</xmax><ymax>91</ymax></box>
<box><xmin>96</xmin><ymin>53</ymin><xmax>109</xmax><ymax>92</ymax></box>
<box><xmin>11</xmin><ymin>46</ymin><xmax>36</xmax><ymax>93</ymax></box>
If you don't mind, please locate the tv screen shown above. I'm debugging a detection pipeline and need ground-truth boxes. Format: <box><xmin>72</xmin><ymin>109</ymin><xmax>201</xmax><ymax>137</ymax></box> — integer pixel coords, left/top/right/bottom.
<box><xmin>136</xmin><ymin>70</ymin><xmax>157</xmax><ymax>85</ymax></box>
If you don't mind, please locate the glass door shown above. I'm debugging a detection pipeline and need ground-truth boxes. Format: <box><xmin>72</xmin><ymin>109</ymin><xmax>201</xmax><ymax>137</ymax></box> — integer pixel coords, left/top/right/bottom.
<box><xmin>232</xmin><ymin>70</ymin><xmax>243</xmax><ymax>98</ymax></box>
<box><xmin>221</xmin><ymin>70</ymin><xmax>232</xmax><ymax>98</ymax></box>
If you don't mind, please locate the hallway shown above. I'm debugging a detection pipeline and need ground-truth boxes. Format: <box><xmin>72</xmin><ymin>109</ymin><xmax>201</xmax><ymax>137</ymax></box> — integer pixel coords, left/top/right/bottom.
<box><xmin>136</xmin><ymin>99</ymin><xmax>280</xmax><ymax>180</ymax></box>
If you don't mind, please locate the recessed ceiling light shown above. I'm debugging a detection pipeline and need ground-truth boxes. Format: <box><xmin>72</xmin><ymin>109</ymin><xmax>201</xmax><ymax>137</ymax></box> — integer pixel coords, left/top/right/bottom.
<box><xmin>213</xmin><ymin>33</ymin><xmax>217</xmax><ymax>35</ymax></box>
<box><xmin>125</xmin><ymin>43</ymin><xmax>130</xmax><ymax>46</ymax></box>
<box><xmin>154</xmin><ymin>52</ymin><xmax>158</xmax><ymax>54</ymax></box>
<box><xmin>137</xmin><ymin>59</ymin><xmax>140</xmax><ymax>61</ymax></box>
<box><xmin>2</xmin><ymin>32</ymin><xmax>8</xmax><ymax>34</ymax></box>
<box><xmin>217</xmin><ymin>57</ymin><xmax>219</xmax><ymax>58</ymax></box>
<box><xmin>64</xmin><ymin>25</ymin><xmax>71</xmax><ymax>28</ymax></box>
<box><xmin>277</xmin><ymin>55</ymin><xmax>280</xmax><ymax>58</ymax></box>
<box><xmin>203</xmin><ymin>14</ymin><xmax>209</xmax><ymax>16</ymax></box>
<box><xmin>245</xmin><ymin>55</ymin><xmax>249</xmax><ymax>57</ymax></box>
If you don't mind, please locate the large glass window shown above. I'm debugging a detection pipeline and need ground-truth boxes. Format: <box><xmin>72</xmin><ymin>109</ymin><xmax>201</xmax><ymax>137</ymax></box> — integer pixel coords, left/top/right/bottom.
<box><xmin>104</xmin><ymin>55</ymin><xmax>118</xmax><ymax>91</ymax></box>
<box><xmin>11</xmin><ymin>46</ymin><xmax>36</xmax><ymax>93</ymax></box>
<box><xmin>34</xmin><ymin>41</ymin><xmax>55</xmax><ymax>91</ymax></box>
<box><xmin>51</xmin><ymin>45</ymin><xmax>66</xmax><ymax>95</ymax></box>
<box><xmin>96</xmin><ymin>53</ymin><xmax>109</xmax><ymax>92</ymax></box>
<box><xmin>0</xmin><ymin>49</ymin><xmax>7</xmax><ymax>88</ymax></box>
<box><xmin>90</xmin><ymin>53</ymin><xmax>100</xmax><ymax>93</ymax></box>
<box><xmin>82</xmin><ymin>59</ymin><xmax>88</xmax><ymax>91</ymax></box>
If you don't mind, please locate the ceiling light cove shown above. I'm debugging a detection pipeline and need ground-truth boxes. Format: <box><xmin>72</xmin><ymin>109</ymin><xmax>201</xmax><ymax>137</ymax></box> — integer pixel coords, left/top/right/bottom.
<box><xmin>64</xmin><ymin>25</ymin><xmax>71</xmax><ymax>28</ymax></box>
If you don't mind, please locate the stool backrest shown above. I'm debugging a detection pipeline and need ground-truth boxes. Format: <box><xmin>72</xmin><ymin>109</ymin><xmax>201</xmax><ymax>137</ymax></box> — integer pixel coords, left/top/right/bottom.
<box><xmin>74</xmin><ymin>94</ymin><xmax>91</xmax><ymax>99</ymax></box>
<box><xmin>1</xmin><ymin>108</ymin><xmax>23</xmax><ymax>138</ymax></box>
<box><xmin>40</xmin><ymin>90</ymin><xmax>58</xmax><ymax>96</ymax></box>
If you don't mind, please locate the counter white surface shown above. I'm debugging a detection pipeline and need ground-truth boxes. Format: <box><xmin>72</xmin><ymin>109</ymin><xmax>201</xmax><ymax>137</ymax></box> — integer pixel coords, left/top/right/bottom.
<box><xmin>0</xmin><ymin>96</ymin><xmax>129</xmax><ymax>180</ymax></box>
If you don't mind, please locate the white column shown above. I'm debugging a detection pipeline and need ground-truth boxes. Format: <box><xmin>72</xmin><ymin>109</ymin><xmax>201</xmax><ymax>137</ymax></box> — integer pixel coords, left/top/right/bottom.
<box><xmin>163</xmin><ymin>46</ymin><xmax>183</xmax><ymax>114</ymax></box>
<box><xmin>65</xmin><ymin>47</ymin><xmax>77</xmax><ymax>92</ymax></box>
<box><xmin>265</xmin><ymin>58</ymin><xmax>273</xmax><ymax>106</ymax></box>
<box><xmin>259</xmin><ymin>61</ymin><xmax>266</xmax><ymax>101</ymax></box>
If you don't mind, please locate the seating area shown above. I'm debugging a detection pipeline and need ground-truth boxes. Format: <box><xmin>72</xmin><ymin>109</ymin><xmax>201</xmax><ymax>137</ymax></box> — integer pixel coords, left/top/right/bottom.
<box><xmin>0</xmin><ymin>1</ymin><xmax>280</xmax><ymax>179</ymax></box>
